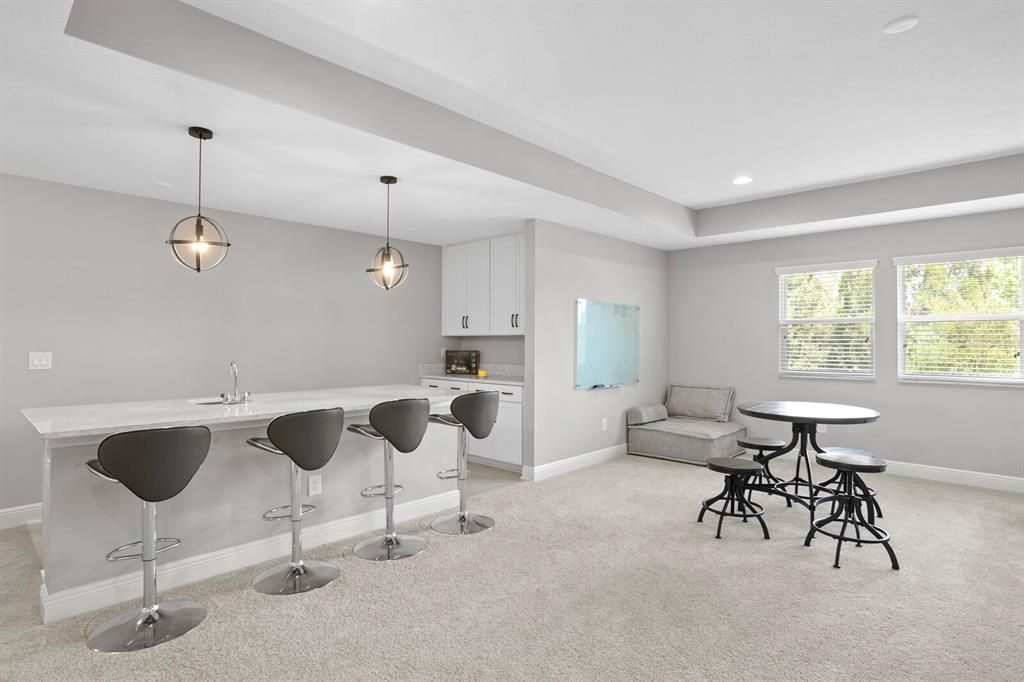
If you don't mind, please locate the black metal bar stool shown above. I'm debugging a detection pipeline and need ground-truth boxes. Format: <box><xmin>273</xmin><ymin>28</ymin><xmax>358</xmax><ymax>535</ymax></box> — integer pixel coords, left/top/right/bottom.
<box><xmin>246</xmin><ymin>408</ymin><xmax>345</xmax><ymax>595</ymax></box>
<box><xmin>348</xmin><ymin>398</ymin><xmax>430</xmax><ymax>561</ymax></box>
<box><xmin>84</xmin><ymin>426</ymin><xmax>210</xmax><ymax>653</ymax></box>
<box><xmin>815</xmin><ymin>446</ymin><xmax>884</xmax><ymax>523</ymax></box>
<box><xmin>804</xmin><ymin>449</ymin><xmax>899</xmax><ymax>570</ymax></box>
<box><xmin>428</xmin><ymin>391</ymin><xmax>499</xmax><ymax>535</ymax></box>
<box><xmin>698</xmin><ymin>457</ymin><xmax>770</xmax><ymax>540</ymax></box>
<box><xmin>736</xmin><ymin>435</ymin><xmax>788</xmax><ymax>504</ymax></box>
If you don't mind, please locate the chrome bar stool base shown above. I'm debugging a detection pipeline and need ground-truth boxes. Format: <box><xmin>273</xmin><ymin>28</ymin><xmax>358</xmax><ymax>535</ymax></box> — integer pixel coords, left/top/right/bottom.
<box><xmin>252</xmin><ymin>559</ymin><xmax>340</xmax><ymax>595</ymax></box>
<box><xmin>353</xmin><ymin>533</ymin><xmax>427</xmax><ymax>562</ymax></box>
<box><xmin>431</xmin><ymin>511</ymin><xmax>495</xmax><ymax>535</ymax></box>
<box><xmin>87</xmin><ymin>600</ymin><xmax>206</xmax><ymax>653</ymax></box>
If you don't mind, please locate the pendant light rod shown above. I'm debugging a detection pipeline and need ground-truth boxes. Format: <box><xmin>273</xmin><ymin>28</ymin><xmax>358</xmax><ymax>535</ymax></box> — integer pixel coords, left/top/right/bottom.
<box><xmin>380</xmin><ymin>175</ymin><xmax>397</xmax><ymax>247</ymax></box>
<box><xmin>189</xmin><ymin>127</ymin><xmax>213</xmax><ymax>216</ymax></box>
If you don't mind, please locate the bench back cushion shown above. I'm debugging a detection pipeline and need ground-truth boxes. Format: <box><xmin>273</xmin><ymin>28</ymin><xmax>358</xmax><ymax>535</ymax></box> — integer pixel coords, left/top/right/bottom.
<box><xmin>666</xmin><ymin>385</ymin><xmax>735</xmax><ymax>422</ymax></box>
<box><xmin>626</xmin><ymin>404</ymin><xmax>668</xmax><ymax>426</ymax></box>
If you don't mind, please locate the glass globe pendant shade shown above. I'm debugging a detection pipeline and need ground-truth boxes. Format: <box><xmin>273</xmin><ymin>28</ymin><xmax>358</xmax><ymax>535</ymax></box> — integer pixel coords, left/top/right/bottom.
<box><xmin>367</xmin><ymin>245</ymin><xmax>409</xmax><ymax>290</ymax></box>
<box><xmin>166</xmin><ymin>215</ymin><xmax>230</xmax><ymax>273</ymax></box>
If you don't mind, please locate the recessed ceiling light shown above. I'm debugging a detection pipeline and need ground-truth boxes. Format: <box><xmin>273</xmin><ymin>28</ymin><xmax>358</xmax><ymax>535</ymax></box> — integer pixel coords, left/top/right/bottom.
<box><xmin>882</xmin><ymin>15</ymin><xmax>919</xmax><ymax>35</ymax></box>
<box><xmin>732</xmin><ymin>175</ymin><xmax>753</xmax><ymax>185</ymax></box>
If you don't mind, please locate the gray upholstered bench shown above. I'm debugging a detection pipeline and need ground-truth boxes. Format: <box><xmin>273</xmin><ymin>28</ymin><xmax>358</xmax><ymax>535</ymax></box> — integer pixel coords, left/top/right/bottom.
<box><xmin>627</xmin><ymin>385</ymin><xmax>746</xmax><ymax>465</ymax></box>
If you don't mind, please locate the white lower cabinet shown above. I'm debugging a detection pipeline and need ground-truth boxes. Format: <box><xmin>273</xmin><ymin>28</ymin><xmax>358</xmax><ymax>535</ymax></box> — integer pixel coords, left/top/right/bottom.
<box><xmin>420</xmin><ymin>378</ymin><xmax>523</xmax><ymax>468</ymax></box>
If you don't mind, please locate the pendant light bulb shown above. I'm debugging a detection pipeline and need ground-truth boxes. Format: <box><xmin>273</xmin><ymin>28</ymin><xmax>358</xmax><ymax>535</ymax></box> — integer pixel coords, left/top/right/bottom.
<box><xmin>367</xmin><ymin>175</ymin><xmax>409</xmax><ymax>290</ymax></box>
<box><xmin>166</xmin><ymin>126</ymin><xmax>230</xmax><ymax>273</ymax></box>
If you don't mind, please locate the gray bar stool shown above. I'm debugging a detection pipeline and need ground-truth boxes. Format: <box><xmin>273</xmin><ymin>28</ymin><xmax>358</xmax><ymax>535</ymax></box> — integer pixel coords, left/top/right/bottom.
<box><xmin>246</xmin><ymin>408</ymin><xmax>345</xmax><ymax>595</ymax></box>
<box><xmin>428</xmin><ymin>391</ymin><xmax>499</xmax><ymax>535</ymax></box>
<box><xmin>347</xmin><ymin>398</ymin><xmax>429</xmax><ymax>561</ymax></box>
<box><xmin>84</xmin><ymin>426</ymin><xmax>210</xmax><ymax>653</ymax></box>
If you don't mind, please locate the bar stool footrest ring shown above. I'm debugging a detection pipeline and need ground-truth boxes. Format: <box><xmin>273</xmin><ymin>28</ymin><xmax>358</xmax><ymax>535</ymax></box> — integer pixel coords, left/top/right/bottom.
<box><xmin>105</xmin><ymin>537</ymin><xmax>182</xmax><ymax>562</ymax></box>
<box><xmin>262</xmin><ymin>504</ymin><xmax>315</xmax><ymax>521</ymax></box>
<box><xmin>360</xmin><ymin>483</ymin><xmax>404</xmax><ymax>498</ymax></box>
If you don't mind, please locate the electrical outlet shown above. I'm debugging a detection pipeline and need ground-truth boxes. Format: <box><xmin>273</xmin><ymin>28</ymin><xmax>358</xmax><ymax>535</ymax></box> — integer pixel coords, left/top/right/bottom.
<box><xmin>308</xmin><ymin>474</ymin><xmax>322</xmax><ymax>497</ymax></box>
<box><xmin>28</xmin><ymin>352</ymin><xmax>52</xmax><ymax>371</ymax></box>
<box><xmin>601</xmin><ymin>417</ymin><xmax>608</xmax><ymax>432</ymax></box>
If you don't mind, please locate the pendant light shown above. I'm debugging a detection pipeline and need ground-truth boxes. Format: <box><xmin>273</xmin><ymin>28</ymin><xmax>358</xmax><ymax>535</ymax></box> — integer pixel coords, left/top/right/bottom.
<box><xmin>166</xmin><ymin>126</ymin><xmax>230</xmax><ymax>272</ymax></box>
<box><xmin>366</xmin><ymin>175</ymin><xmax>409</xmax><ymax>290</ymax></box>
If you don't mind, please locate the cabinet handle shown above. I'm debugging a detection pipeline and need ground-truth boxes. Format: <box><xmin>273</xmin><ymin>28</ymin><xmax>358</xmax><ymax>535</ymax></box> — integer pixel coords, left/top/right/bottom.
<box><xmin>428</xmin><ymin>384</ymin><xmax>439</xmax><ymax>388</ymax></box>
<box><xmin>462</xmin><ymin>315</ymin><xmax>467</xmax><ymax>329</ymax></box>
<box><xmin>510</xmin><ymin>313</ymin><xmax>514</xmax><ymax>328</ymax></box>
<box><xmin>451</xmin><ymin>387</ymin><xmax>462</xmax><ymax>391</ymax></box>
<box><xmin>501</xmin><ymin>391</ymin><xmax>513</xmax><ymax>396</ymax></box>
<box><xmin>514</xmin><ymin>313</ymin><xmax>519</xmax><ymax>328</ymax></box>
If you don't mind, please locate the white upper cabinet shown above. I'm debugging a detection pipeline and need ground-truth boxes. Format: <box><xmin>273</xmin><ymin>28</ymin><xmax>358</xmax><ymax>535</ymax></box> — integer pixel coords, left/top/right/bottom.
<box><xmin>490</xmin><ymin>235</ymin><xmax>518</xmax><ymax>334</ymax></box>
<box><xmin>444</xmin><ymin>233</ymin><xmax>525</xmax><ymax>337</ymax></box>
<box><xmin>464</xmin><ymin>240</ymin><xmax>491</xmax><ymax>335</ymax></box>
<box><xmin>443</xmin><ymin>240</ymin><xmax>491</xmax><ymax>336</ymax></box>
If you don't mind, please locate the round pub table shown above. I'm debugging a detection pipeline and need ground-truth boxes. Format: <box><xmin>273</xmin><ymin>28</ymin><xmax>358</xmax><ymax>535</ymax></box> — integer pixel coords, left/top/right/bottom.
<box><xmin>737</xmin><ymin>401</ymin><xmax>880</xmax><ymax>518</ymax></box>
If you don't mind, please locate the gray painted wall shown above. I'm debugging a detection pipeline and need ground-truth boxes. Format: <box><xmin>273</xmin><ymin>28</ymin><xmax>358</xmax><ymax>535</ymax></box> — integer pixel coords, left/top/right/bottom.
<box><xmin>0</xmin><ymin>174</ymin><xmax>444</xmax><ymax>510</ymax></box>
<box><xmin>526</xmin><ymin>219</ymin><xmax>669</xmax><ymax>468</ymax></box>
<box><xmin>668</xmin><ymin>209</ymin><xmax>1024</xmax><ymax>477</ymax></box>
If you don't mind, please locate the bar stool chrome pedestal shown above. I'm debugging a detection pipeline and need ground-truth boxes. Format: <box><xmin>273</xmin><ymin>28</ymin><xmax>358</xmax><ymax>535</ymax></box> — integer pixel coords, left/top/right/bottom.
<box><xmin>84</xmin><ymin>426</ymin><xmax>211</xmax><ymax>653</ymax></box>
<box><xmin>246</xmin><ymin>408</ymin><xmax>345</xmax><ymax>595</ymax></box>
<box><xmin>348</xmin><ymin>398</ymin><xmax>430</xmax><ymax>561</ymax></box>
<box><xmin>429</xmin><ymin>391</ymin><xmax>499</xmax><ymax>535</ymax></box>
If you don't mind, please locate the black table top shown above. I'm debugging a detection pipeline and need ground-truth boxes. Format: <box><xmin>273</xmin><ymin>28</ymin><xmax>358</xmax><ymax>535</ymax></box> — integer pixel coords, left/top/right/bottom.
<box><xmin>738</xmin><ymin>401</ymin><xmax>880</xmax><ymax>425</ymax></box>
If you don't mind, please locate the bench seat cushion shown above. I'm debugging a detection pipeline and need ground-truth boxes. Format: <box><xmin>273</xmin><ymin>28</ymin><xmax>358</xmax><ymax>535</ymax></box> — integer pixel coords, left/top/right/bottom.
<box><xmin>627</xmin><ymin>417</ymin><xmax>745</xmax><ymax>465</ymax></box>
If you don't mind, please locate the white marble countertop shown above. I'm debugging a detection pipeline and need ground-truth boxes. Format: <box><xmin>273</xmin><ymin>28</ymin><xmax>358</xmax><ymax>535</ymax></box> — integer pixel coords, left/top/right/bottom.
<box><xmin>22</xmin><ymin>384</ymin><xmax>454</xmax><ymax>440</ymax></box>
<box><xmin>421</xmin><ymin>374</ymin><xmax>525</xmax><ymax>386</ymax></box>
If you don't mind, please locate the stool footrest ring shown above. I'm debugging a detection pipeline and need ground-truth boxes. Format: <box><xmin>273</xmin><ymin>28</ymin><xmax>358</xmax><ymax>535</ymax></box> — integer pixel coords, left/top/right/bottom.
<box><xmin>360</xmin><ymin>483</ymin><xmax>404</xmax><ymax>498</ymax></box>
<box><xmin>105</xmin><ymin>537</ymin><xmax>181</xmax><ymax>562</ymax></box>
<box><xmin>436</xmin><ymin>469</ymin><xmax>459</xmax><ymax>480</ymax></box>
<box><xmin>262</xmin><ymin>504</ymin><xmax>315</xmax><ymax>521</ymax></box>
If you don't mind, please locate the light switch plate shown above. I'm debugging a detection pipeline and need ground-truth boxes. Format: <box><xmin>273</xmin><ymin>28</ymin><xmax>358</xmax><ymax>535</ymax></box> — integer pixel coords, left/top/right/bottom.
<box><xmin>308</xmin><ymin>474</ymin><xmax>322</xmax><ymax>497</ymax></box>
<box><xmin>28</xmin><ymin>352</ymin><xmax>53</xmax><ymax>371</ymax></box>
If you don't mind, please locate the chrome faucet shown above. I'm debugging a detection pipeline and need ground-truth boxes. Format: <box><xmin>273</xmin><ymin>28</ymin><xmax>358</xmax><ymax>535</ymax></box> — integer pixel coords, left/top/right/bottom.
<box><xmin>221</xmin><ymin>360</ymin><xmax>252</xmax><ymax>405</ymax></box>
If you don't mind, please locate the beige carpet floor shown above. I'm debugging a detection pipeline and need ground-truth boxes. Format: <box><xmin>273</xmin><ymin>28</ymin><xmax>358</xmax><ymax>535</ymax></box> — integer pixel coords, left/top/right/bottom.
<box><xmin>1</xmin><ymin>455</ymin><xmax>1022</xmax><ymax>681</ymax></box>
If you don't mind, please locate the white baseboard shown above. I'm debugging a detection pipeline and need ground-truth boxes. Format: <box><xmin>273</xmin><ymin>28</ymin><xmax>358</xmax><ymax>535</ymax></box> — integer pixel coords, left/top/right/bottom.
<box><xmin>467</xmin><ymin>454</ymin><xmax>522</xmax><ymax>474</ymax></box>
<box><xmin>755</xmin><ymin>450</ymin><xmax>1023</xmax><ymax>493</ymax></box>
<box><xmin>523</xmin><ymin>444</ymin><xmax>627</xmax><ymax>481</ymax></box>
<box><xmin>0</xmin><ymin>503</ymin><xmax>41</xmax><ymax>530</ymax></box>
<box><xmin>40</xmin><ymin>490</ymin><xmax>458</xmax><ymax>624</ymax></box>
<box><xmin>883</xmin><ymin>459</ymin><xmax>1023</xmax><ymax>493</ymax></box>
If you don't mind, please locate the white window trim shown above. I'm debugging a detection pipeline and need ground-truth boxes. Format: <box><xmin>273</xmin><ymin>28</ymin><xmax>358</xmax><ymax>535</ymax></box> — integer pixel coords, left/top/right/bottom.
<box><xmin>777</xmin><ymin>261</ymin><xmax>877</xmax><ymax>380</ymax></box>
<box><xmin>894</xmin><ymin>248</ymin><xmax>1024</xmax><ymax>387</ymax></box>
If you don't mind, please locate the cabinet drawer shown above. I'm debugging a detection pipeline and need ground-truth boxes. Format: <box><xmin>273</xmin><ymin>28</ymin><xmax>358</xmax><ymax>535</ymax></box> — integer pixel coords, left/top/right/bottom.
<box><xmin>420</xmin><ymin>378</ymin><xmax>470</xmax><ymax>393</ymax></box>
<box><xmin>469</xmin><ymin>383</ymin><xmax>522</xmax><ymax>403</ymax></box>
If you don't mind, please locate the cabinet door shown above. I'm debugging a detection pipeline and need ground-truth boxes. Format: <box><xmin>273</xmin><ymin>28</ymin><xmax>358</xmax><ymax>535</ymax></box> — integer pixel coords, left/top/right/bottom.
<box><xmin>442</xmin><ymin>244</ymin><xmax>467</xmax><ymax>336</ymax></box>
<box><xmin>489</xmin><ymin>402</ymin><xmax>523</xmax><ymax>466</ymax></box>
<box><xmin>489</xmin><ymin>235</ymin><xmax>517</xmax><ymax>334</ymax></box>
<box><xmin>515</xmin><ymin>233</ymin><xmax>526</xmax><ymax>334</ymax></box>
<box><xmin>464</xmin><ymin>240</ymin><xmax>491</xmax><ymax>335</ymax></box>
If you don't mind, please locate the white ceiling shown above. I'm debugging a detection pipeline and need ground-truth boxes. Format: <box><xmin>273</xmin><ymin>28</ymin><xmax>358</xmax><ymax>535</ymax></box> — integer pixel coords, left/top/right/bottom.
<box><xmin>1</xmin><ymin>1</ymin><xmax>1021</xmax><ymax>250</ymax></box>
<box><xmin>0</xmin><ymin>1</ymin><xmax>674</xmax><ymax>248</ymax></box>
<box><xmin>188</xmin><ymin>0</ymin><xmax>1024</xmax><ymax>207</ymax></box>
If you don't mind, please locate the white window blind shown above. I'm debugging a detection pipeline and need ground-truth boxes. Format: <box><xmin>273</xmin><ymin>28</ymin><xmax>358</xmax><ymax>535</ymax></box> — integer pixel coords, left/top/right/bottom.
<box><xmin>895</xmin><ymin>248</ymin><xmax>1023</xmax><ymax>386</ymax></box>
<box><xmin>777</xmin><ymin>261</ymin><xmax>876</xmax><ymax>379</ymax></box>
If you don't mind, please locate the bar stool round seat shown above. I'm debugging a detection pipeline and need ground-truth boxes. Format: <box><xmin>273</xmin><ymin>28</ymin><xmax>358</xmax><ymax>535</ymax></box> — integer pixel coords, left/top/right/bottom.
<box><xmin>805</xmin><ymin>449</ymin><xmax>898</xmax><ymax>570</ymax></box>
<box><xmin>736</xmin><ymin>436</ymin><xmax>787</xmax><ymax>450</ymax></box>
<box><xmin>84</xmin><ymin>426</ymin><xmax>210</xmax><ymax>653</ymax></box>
<box><xmin>428</xmin><ymin>391</ymin><xmax>499</xmax><ymax>535</ymax></box>
<box><xmin>348</xmin><ymin>398</ymin><xmax>430</xmax><ymax>561</ymax></box>
<box><xmin>815</xmin><ymin>446</ymin><xmax>885</xmax><ymax>522</ymax></box>
<box><xmin>707</xmin><ymin>457</ymin><xmax>763</xmax><ymax>475</ymax></box>
<box><xmin>245</xmin><ymin>408</ymin><xmax>344</xmax><ymax>595</ymax></box>
<box><xmin>816</xmin><ymin>447</ymin><xmax>886</xmax><ymax>473</ymax></box>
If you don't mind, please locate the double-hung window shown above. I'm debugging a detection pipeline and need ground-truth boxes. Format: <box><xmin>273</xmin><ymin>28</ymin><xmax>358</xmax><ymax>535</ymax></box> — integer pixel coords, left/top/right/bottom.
<box><xmin>895</xmin><ymin>248</ymin><xmax>1023</xmax><ymax>386</ymax></box>
<box><xmin>777</xmin><ymin>260</ymin><xmax>876</xmax><ymax>379</ymax></box>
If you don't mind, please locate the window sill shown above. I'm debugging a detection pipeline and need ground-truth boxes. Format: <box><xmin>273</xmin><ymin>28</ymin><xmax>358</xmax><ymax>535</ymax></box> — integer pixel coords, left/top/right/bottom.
<box><xmin>778</xmin><ymin>372</ymin><xmax>876</xmax><ymax>382</ymax></box>
<box><xmin>898</xmin><ymin>376</ymin><xmax>1024</xmax><ymax>389</ymax></box>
